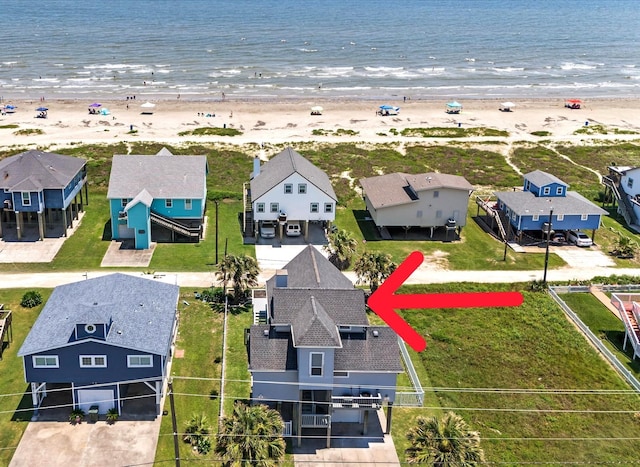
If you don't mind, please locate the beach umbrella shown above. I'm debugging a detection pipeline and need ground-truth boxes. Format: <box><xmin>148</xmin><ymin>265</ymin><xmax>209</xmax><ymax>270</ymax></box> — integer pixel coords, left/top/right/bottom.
<box><xmin>89</xmin><ymin>103</ymin><xmax>102</xmax><ymax>108</ymax></box>
<box><xmin>379</xmin><ymin>104</ymin><xmax>395</xmax><ymax>110</ymax></box>
<box><xmin>36</xmin><ymin>106</ymin><xmax>48</xmax><ymax>111</ymax></box>
<box><xmin>5</xmin><ymin>105</ymin><xmax>16</xmax><ymax>110</ymax></box>
<box><xmin>567</xmin><ymin>99</ymin><xmax>582</xmax><ymax>104</ymax></box>
<box><xmin>447</xmin><ymin>101</ymin><xmax>462</xmax><ymax>108</ymax></box>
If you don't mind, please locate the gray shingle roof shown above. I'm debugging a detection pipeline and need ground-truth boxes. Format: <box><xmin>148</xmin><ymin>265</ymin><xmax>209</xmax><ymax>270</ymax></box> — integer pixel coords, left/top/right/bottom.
<box><xmin>360</xmin><ymin>172</ymin><xmax>473</xmax><ymax>209</ymax></box>
<box><xmin>272</xmin><ymin>289</ymin><xmax>368</xmax><ymax>327</ymax></box>
<box><xmin>18</xmin><ymin>274</ymin><xmax>179</xmax><ymax>357</ymax></box>
<box><xmin>290</xmin><ymin>296</ymin><xmax>342</xmax><ymax>348</ymax></box>
<box><xmin>107</xmin><ymin>152</ymin><xmax>207</xmax><ymax>199</ymax></box>
<box><xmin>249</xmin><ymin>325</ymin><xmax>297</xmax><ymax>371</ymax></box>
<box><xmin>266</xmin><ymin>246</ymin><xmax>352</xmax><ymax>296</ymax></box>
<box><xmin>0</xmin><ymin>150</ymin><xmax>86</xmax><ymax>192</ymax></box>
<box><xmin>335</xmin><ymin>327</ymin><xmax>403</xmax><ymax>373</ymax></box>
<box><xmin>494</xmin><ymin>190</ymin><xmax>608</xmax><ymax>216</ymax></box>
<box><xmin>525</xmin><ymin>170</ymin><xmax>568</xmax><ymax>188</ymax></box>
<box><xmin>250</xmin><ymin>147</ymin><xmax>336</xmax><ymax>201</ymax></box>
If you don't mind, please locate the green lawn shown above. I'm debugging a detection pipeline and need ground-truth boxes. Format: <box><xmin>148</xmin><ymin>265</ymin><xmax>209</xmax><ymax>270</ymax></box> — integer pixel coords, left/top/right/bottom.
<box><xmin>0</xmin><ymin>289</ymin><xmax>51</xmax><ymax>466</ymax></box>
<box><xmin>391</xmin><ymin>283</ymin><xmax>640</xmax><ymax>464</ymax></box>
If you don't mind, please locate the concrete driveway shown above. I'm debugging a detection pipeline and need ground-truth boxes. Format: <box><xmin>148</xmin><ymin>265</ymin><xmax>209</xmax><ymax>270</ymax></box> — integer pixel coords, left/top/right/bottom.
<box><xmin>10</xmin><ymin>418</ymin><xmax>161</xmax><ymax>467</ymax></box>
<box><xmin>553</xmin><ymin>246</ymin><xmax>615</xmax><ymax>268</ymax></box>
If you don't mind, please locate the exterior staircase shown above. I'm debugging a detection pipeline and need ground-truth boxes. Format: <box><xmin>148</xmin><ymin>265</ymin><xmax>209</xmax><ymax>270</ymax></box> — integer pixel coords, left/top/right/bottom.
<box><xmin>611</xmin><ymin>294</ymin><xmax>640</xmax><ymax>360</ymax></box>
<box><xmin>150</xmin><ymin>211</ymin><xmax>201</xmax><ymax>239</ymax></box>
<box><xmin>602</xmin><ymin>176</ymin><xmax>640</xmax><ymax>230</ymax></box>
<box><xmin>476</xmin><ymin>196</ymin><xmax>508</xmax><ymax>241</ymax></box>
<box><xmin>243</xmin><ymin>183</ymin><xmax>254</xmax><ymax>236</ymax></box>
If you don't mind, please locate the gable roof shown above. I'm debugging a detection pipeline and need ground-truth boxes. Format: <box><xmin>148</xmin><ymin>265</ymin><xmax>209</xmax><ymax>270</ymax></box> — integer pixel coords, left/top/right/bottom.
<box><xmin>0</xmin><ymin>150</ymin><xmax>86</xmax><ymax>192</ymax></box>
<box><xmin>107</xmin><ymin>149</ymin><xmax>207</xmax><ymax>199</ymax></box>
<box><xmin>18</xmin><ymin>273</ymin><xmax>179</xmax><ymax>357</ymax></box>
<box><xmin>360</xmin><ymin>172</ymin><xmax>473</xmax><ymax>209</ymax></box>
<box><xmin>125</xmin><ymin>189</ymin><xmax>153</xmax><ymax>211</ymax></box>
<box><xmin>250</xmin><ymin>147</ymin><xmax>336</xmax><ymax>201</ymax></box>
<box><xmin>525</xmin><ymin>170</ymin><xmax>568</xmax><ymax>188</ymax></box>
<box><xmin>494</xmin><ymin>190</ymin><xmax>608</xmax><ymax>216</ymax></box>
<box><xmin>291</xmin><ymin>296</ymin><xmax>342</xmax><ymax>348</ymax></box>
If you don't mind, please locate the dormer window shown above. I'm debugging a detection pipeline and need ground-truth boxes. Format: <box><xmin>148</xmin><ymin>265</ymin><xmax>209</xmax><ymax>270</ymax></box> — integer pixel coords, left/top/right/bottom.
<box><xmin>85</xmin><ymin>324</ymin><xmax>96</xmax><ymax>334</ymax></box>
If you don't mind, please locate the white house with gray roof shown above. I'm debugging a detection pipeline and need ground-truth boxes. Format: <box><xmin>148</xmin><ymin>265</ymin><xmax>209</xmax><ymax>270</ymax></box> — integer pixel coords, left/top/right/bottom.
<box><xmin>248</xmin><ymin>246</ymin><xmax>402</xmax><ymax>446</ymax></box>
<box><xmin>246</xmin><ymin>147</ymin><xmax>337</xmax><ymax>239</ymax></box>
<box><xmin>107</xmin><ymin>148</ymin><xmax>208</xmax><ymax>249</ymax></box>
<box><xmin>18</xmin><ymin>273</ymin><xmax>179</xmax><ymax>418</ymax></box>
<box><xmin>360</xmin><ymin>172</ymin><xmax>473</xmax><ymax>238</ymax></box>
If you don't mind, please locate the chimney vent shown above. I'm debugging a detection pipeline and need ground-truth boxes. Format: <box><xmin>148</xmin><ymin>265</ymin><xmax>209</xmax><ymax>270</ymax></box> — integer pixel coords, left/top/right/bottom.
<box><xmin>372</xmin><ymin>330</ymin><xmax>379</xmax><ymax>337</ymax></box>
<box><xmin>263</xmin><ymin>329</ymin><xmax>269</xmax><ymax>337</ymax></box>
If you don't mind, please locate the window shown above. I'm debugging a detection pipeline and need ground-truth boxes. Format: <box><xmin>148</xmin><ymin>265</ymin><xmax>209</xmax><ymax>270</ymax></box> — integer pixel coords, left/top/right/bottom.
<box><xmin>433</xmin><ymin>190</ymin><xmax>439</xmax><ymax>198</ymax></box>
<box><xmin>557</xmin><ymin>214</ymin><xmax>564</xmax><ymax>221</ymax></box>
<box><xmin>84</xmin><ymin>324</ymin><xmax>96</xmax><ymax>334</ymax></box>
<box><xmin>127</xmin><ymin>355</ymin><xmax>153</xmax><ymax>368</ymax></box>
<box><xmin>185</xmin><ymin>199</ymin><xmax>192</xmax><ymax>210</ymax></box>
<box><xmin>121</xmin><ymin>198</ymin><xmax>128</xmax><ymax>208</ymax></box>
<box><xmin>256</xmin><ymin>203</ymin><xmax>265</xmax><ymax>213</ymax></box>
<box><xmin>33</xmin><ymin>356</ymin><xmax>59</xmax><ymax>368</ymax></box>
<box><xmin>556</xmin><ymin>187</ymin><xmax>563</xmax><ymax>195</ymax></box>
<box><xmin>581</xmin><ymin>214</ymin><xmax>588</xmax><ymax>221</ymax></box>
<box><xmin>324</xmin><ymin>203</ymin><xmax>333</xmax><ymax>213</ymax></box>
<box><xmin>21</xmin><ymin>192</ymin><xmax>30</xmax><ymax>206</ymax></box>
<box><xmin>532</xmin><ymin>214</ymin><xmax>539</xmax><ymax>221</ymax></box>
<box><xmin>416</xmin><ymin>210</ymin><xmax>423</xmax><ymax>218</ymax></box>
<box><xmin>165</xmin><ymin>199</ymin><xmax>173</xmax><ymax>208</ymax></box>
<box><xmin>543</xmin><ymin>187</ymin><xmax>550</xmax><ymax>195</ymax></box>
<box><xmin>310</xmin><ymin>203</ymin><xmax>319</xmax><ymax>213</ymax></box>
<box><xmin>270</xmin><ymin>202</ymin><xmax>279</xmax><ymax>213</ymax></box>
<box><xmin>512</xmin><ymin>212</ymin><xmax>516</xmax><ymax>221</ymax></box>
<box><xmin>284</xmin><ymin>184</ymin><xmax>293</xmax><ymax>194</ymax></box>
<box><xmin>436</xmin><ymin>210</ymin><xmax>442</xmax><ymax>218</ymax></box>
<box><xmin>628</xmin><ymin>178</ymin><xmax>634</xmax><ymax>189</ymax></box>
<box><xmin>333</xmin><ymin>371</ymin><xmax>349</xmax><ymax>378</ymax></box>
<box><xmin>310</xmin><ymin>353</ymin><xmax>323</xmax><ymax>376</ymax></box>
<box><xmin>79</xmin><ymin>355</ymin><xmax>107</xmax><ymax>368</ymax></box>
<box><xmin>298</xmin><ymin>184</ymin><xmax>307</xmax><ymax>194</ymax></box>
<box><xmin>525</xmin><ymin>181</ymin><xmax>530</xmax><ymax>190</ymax></box>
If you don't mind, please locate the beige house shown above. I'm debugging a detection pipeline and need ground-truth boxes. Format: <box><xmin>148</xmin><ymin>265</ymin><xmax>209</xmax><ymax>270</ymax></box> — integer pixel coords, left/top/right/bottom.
<box><xmin>360</xmin><ymin>172</ymin><xmax>474</xmax><ymax>237</ymax></box>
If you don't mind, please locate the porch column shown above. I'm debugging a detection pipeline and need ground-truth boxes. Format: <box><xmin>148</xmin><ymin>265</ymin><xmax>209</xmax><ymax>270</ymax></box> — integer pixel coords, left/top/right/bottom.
<box><xmin>297</xmin><ymin>401</ymin><xmax>302</xmax><ymax>447</ymax></box>
<box><xmin>385</xmin><ymin>402</ymin><xmax>393</xmax><ymax>434</ymax></box>
<box><xmin>304</xmin><ymin>220</ymin><xmax>309</xmax><ymax>241</ymax></box>
<box><xmin>62</xmin><ymin>208</ymin><xmax>68</xmax><ymax>237</ymax></box>
<box><xmin>0</xmin><ymin>212</ymin><xmax>3</xmax><ymax>237</ymax></box>
<box><xmin>326</xmin><ymin>421</ymin><xmax>331</xmax><ymax>448</ymax></box>
<box><xmin>156</xmin><ymin>381</ymin><xmax>161</xmax><ymax>414</ymax></box>
<box><xmin>16</xmin><ymin>211</ymin><xmax>22</xmax><ymax>240</ymax></box>
<box><xmin>84</xmin><ymin>182</ymin><xmax>89</xmax><ymax>205</ymax></box>
<box><xmin>30</xmin><ymin>382</ymin><xmax>40</xmax><ymax>416</ymax></box>
<box><xmin>38</xmin><ymin>211</ymin><xmax>45</xmax><ymax>241</ymax></box>
<box><xmin>362</xmin><ymin>409</ymin><xmax>369</xmax><ymax>435</ymax></box>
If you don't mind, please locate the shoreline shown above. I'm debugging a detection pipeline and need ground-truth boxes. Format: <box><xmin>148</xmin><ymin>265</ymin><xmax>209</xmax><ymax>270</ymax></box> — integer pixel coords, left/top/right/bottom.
<box><xmin>2</xmin><ymin>96</ymin><xmax>640</xmax><ymax>150</ymax></box>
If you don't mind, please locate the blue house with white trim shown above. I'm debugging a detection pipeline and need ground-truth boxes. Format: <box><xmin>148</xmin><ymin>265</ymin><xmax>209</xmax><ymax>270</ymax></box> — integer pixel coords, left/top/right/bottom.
<box><xmin>0</xmin><ymin>150</ymin><xmax>87</xmax><ymax>241</ymax></box>
<box><xmin>17</xmin><ymin>274</ymin><xmax>179</xmax><ymax>417</ymax></box>
<box><xmin>494</xmin><ymin>170</ymin><xmax>607</xmax><ymax>239</ymax></box>
<box><xmin>107</xmin><ymin>148</ymin><xmax>208</xmax><ymax>249</ymax></box>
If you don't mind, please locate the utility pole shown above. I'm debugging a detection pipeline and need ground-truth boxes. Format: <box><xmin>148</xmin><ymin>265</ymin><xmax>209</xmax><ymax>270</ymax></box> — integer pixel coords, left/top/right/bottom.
<box><xmin>543</xmin><ymin>208</ymin><xmax>553</xmax><ymax>286</ymax></box>
<box><xmin>214</xmin><ymin>200</ymin><xmax>219</xmax><ymax>264</ymax></box>
<box><xmin>168</xmin><ymin>380</ymin><xmax>180</xmax><ymax>467</ymax></box>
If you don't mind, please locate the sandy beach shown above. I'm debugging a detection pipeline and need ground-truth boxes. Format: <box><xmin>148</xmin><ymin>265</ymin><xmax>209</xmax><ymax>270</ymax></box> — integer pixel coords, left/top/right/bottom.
<box><xmin>2</xmin><ymin>97</ymin><xmax>640</xmax><ymax>150</ymax></box>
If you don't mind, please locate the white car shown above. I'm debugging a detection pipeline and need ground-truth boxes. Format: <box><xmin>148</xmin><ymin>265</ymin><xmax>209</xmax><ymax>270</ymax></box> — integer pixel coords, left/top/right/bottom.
<box><xmin>285</xmin><ymin>222</ymin><xmax>301</xmax><ymax>237</ymax></box>
<box><xmin>259</xmin><ymin>221</ymin><xmax>276</xmax><ymax>239</ymax></box>
<box><xmin>567</xmin><ymin>230</ymin><xmax>592</xmax><ymax>247</ymax></box>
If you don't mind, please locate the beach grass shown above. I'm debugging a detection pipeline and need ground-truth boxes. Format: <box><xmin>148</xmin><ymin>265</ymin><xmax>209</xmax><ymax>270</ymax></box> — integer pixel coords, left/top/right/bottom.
<box><xmin>401</xmin><ymin>127</ymin><xmax>509</xmax><ymax>138</ymax></box>
<box><xmin>392</xmin><ymin>284</ymin><xmax>640</xmax><ymax>464</ymax></box>
<box><xmin>178</xmin><ymin>127</ymin><xmax>242</xmax><ymax>137</ymax></box>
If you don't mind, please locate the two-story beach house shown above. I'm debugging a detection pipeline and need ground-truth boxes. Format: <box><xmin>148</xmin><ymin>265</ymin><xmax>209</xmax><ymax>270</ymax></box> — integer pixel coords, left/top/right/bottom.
<box><xmin>493</xmin><ymin>170</ymin><xmax>607</xmax><ymax>241</ymax></box>
<box><xmin>0</xmin><ymin>150</ymin><xmax>87</xmax><ymax>241</ymax></box>
<box><xmin>603</xmin><ymin>165</ymin><xmax>640</xmax><ymax>231</ymax></box>
<box><xmin>244</xmin><ymin>147</ymin><xmax>337</xmax><ymax>240</ymax></box>
<box><xmin>17</xmin><ymin>273</ymin><xmax>179</xmax><ymax>418</ymax></box>
<box><xmin>107</xmin><ymin>148</ymin><xmax>208</xmax><ymax>249</ymax></box>
<box><xmin>360</xmin><ymin>172</ymin><xmax>474</xmax><ymax>239</ymax></box>
<box><xmin>248</xmin><ymin>246</ymin><xmax>403</xmax><ymax>447</ymax></box>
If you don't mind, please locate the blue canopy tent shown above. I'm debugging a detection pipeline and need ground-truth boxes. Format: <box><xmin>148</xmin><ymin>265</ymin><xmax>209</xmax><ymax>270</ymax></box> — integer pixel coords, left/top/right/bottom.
<box><xmin>35</xmin><ymin>106</ymin><xmax>48</xmax><ymax>118</ymax></box>
<box><xmin>378</xmin><ymin>104</ymin><xmax>400</xmax><ymax>116</ymax></box>
<box><xmin>446</xmin><ymin>101</ymin><xmax>462</xmax><ymax>114</ymax></box>
<box><xmin>4</xmin><ymin>104</ymin><xmax>17</xmax><ymax>114</ymax></box>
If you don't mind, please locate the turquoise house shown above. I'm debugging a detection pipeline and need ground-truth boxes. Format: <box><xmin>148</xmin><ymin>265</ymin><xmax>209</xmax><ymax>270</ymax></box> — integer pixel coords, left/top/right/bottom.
<box><xmin>107</xmin><ymin>148</ymin><xmax>208</xmax><ymax>249</ymax></box>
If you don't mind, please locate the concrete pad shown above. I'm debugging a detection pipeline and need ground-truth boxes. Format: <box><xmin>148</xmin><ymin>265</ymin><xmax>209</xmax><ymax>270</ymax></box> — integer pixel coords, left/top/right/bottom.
<box><xmin>100</xmin><ymin>240</ymin><xmax>156</xmax><ymax>267</ymax></box>
<box><xmin>10</xmin><ymin>418</ymin><xmax>161</xmax><ymax>467</ymax></box>
<box><xmin>255</xmin><ymin>244</ymin><xmax>329</xmax><ymax>271</ymax></box>
<box><xmin>554</xmin><ymin>247</ymin><xmax>615</xmax><ymax>268</ymax></box>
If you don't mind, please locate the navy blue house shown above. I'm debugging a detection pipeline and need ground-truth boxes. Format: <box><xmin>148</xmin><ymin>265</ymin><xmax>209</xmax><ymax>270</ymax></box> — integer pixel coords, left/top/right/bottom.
<box><xmin>18</xmin><ymin>274</ymin><xmax>179</xmax><ymax>417</ymax></box>
<box><xmin>0</xmin><ymin>150</ymin><xmax>88</xmax><ymax>241</ymax></box>
<box><xmin>494</xmin><ymin>170</ymin><xmax>607</xmax><ymax>239</ymax></box>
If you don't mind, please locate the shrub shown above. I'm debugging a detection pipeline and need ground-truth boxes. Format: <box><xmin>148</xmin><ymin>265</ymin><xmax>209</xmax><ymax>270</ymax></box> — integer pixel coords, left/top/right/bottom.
<box><xmin>200</xmin><ymin>287</ymin><xmax>226</xmax><ymax>304</ymax></box>
<box><xmin>21</xmin><ymin>291</ymin><xmax>43</xmax><ymax>308</ymax></box>
<box><xmin>69</xmin><ymin>409</ymin><xmax>85</xmax><ymax>424</ymax></box>
<box><xmin>106</xmin><ymin>408</ymin><xmax>119</xmax><ymax>424</ymax></box>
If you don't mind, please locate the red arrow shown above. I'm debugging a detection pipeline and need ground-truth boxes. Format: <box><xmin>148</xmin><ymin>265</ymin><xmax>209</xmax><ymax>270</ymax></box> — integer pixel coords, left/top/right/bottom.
<box><xmin>367</xmin><ymin>251</ymin><xmax>524</xmax><ymax>352</ymax></box>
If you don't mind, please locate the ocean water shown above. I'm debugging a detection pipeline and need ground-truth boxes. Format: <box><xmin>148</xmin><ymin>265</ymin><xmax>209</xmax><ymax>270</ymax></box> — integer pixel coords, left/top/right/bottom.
<box><xmin>1</xmin><ymin>0</ymin><xmax>639</xmax><ymax>100</ymax></box>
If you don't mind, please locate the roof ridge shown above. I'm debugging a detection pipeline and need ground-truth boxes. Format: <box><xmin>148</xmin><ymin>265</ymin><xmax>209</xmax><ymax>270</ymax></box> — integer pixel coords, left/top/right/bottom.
<box><xmin>310</xmin><ymin>247</ymin><xmax>321</xmax><ymax>285</ymax></box>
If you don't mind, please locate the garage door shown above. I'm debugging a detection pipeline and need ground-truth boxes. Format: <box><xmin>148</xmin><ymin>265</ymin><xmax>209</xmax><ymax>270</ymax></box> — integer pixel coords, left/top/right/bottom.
<box><xmin>118</xmin><ymin>224</ymin><xmax>134</xmax><ymax>239</ymax></box>
<box><xmin>77</xmin><ymin>389</ymin><xmax>115</xmax><ymax>414</ymax></box>
<box><xmin>331</xmin><ymin>408</ymin><xmax>362</xmax><ymax>423</ymax></box>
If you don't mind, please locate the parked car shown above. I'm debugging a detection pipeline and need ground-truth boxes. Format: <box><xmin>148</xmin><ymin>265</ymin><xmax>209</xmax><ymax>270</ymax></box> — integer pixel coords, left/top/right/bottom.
<box><xmin>260</xmin><ymin>220</ymin><xmax>276</xmax><ymax>239</ymax></box>
<box><xmin>567</xmin><ymin>230</ymin><xmax>592</xmax><ymax>247</ymax></box>
<box><xmin>285</xmin><ymin>222</ymin><xmax>301</xmax><ymax>237</ymax></box>
<box><xmin>551</xmin><ymin>232</ymin><xmax>566</xmax><ymax>245</ymax></box>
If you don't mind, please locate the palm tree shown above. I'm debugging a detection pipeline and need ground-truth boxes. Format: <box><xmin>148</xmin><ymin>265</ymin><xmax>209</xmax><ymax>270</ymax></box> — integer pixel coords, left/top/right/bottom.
<box><xmin>215</xmin><ymin>402</ymin><xmax>285</xmax><ymax>466</ymax></box>
<box><xmin>216</xmin><ymin>254</ymin><xmax>259</xmax><ymax>303</ymax></box>
<box><xmin>406</xmin><ymin>412</ymin><xmax>485</xmax><ymax>466</ymax></box>
<box><xmin>183</xmin><ymin>412</ymin><xmax>212</xmax><ymax>454</ymax></box>
<box><xmin>323</xmin><ymin>228</ymin><xmax>358</xmax><ymax>270</ymax></box>
<box><xmin>354</xmin><ymin>251</ymin><xmax>397</xmax><ymax>293</ymax></box>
